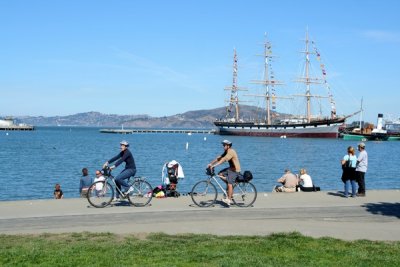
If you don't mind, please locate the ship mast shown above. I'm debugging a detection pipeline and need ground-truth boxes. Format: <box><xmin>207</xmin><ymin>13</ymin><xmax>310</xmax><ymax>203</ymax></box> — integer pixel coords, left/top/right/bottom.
<box><xmin>295</xmin><ymin>29</ymin><xmax>329</xmax><ymax>123</ymax></box>
<box><xmin>305</xmin><ymin>30</ymin><xmax>311</xmax><ymax>122</ymax></box>
<box><xmin>224</xmin><ymin>48</ymin><xmax>246</xmax><ymax>121</ymax></box>
<box><xmin>249</xmin><ymin>34</ymin><xmax>285</xmax><ymax>124</ymax></box>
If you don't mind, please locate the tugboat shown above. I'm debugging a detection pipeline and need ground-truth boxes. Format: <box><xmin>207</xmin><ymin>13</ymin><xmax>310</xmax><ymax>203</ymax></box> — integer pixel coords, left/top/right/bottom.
<box><xmin>342</xmin><ymin>114</ymin><xmax>391</xmax><ymax>141</ymax></box>
<box><xmin>384</xmin><ymin>117</ymin><xmax>400</xmax><ymax>141</ymax></box>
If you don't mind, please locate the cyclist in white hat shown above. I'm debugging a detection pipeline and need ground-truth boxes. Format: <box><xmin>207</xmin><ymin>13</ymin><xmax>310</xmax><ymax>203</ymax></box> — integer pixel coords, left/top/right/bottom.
<box><xmin>208</xmin><ymin>140</ymin><xmax>241</xmax><ymax>206</ymax></box>
<box><xmin>103</xmin><ymin>140</ymin><xmax>136</xmax><ymax>201</ymax></box>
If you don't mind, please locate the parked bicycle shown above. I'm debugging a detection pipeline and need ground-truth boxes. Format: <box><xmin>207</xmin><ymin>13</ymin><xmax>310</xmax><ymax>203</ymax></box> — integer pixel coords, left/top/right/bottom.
<box><xmin>87</xmin><ymin>166</ymin><xmax>153</xmax><ymax>208</ymax></box>
<box><xmin>190</xmin><ymin>167</ymin><xmax>257</xmax><ymax>207</ymax></box>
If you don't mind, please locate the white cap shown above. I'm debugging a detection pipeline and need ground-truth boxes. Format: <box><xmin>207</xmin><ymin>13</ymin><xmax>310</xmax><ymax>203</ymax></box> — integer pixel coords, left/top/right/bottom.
<box><xmin>120</xmin><ymin>140</ymin><xmax>129</xmax><ymax>146</ymax></box>
<box><xmin>221</xmin><ymin>140</ymin><xmax>232</xmax><ymax>145</ymax></box>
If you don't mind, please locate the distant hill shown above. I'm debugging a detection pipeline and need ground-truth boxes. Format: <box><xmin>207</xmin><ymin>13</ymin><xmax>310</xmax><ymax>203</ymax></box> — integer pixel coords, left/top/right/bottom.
<box><xmin>15</xmin><ymin>105</ymin><xmax>274</xmax><ymax>128</ymax></box>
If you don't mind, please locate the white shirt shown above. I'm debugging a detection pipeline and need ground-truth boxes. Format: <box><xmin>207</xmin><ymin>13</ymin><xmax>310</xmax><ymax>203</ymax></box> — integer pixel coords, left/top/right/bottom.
<box><xmin>300</xmin><ymin>174</ymin><xmax>313</xmax><ymax>187</ymax></box>
<box><xmin>94</xmin><ymin>175</ymin><xmax>105</xmax><ymax>190</ymax></box>
<box><xmin>356</xmin><ymin>150</ymin><xmax>368</xmax><ymax>172</ymax></box>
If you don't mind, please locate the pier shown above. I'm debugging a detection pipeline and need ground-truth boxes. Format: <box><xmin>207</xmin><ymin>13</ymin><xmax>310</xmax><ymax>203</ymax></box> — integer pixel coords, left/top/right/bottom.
<box><xmin>100</xmin><ymin>128</ymin><xmax>216</xmax><ymax>134</ymax></box>
<box><xmin>0</xmin><ymin>125</ymin><xmax>35</xmax><ymax>131</ymax></box>
<box><xmin>0</xmin><ymin>117</ymin><xmax>35</xmax><ymax>131</ymax></box>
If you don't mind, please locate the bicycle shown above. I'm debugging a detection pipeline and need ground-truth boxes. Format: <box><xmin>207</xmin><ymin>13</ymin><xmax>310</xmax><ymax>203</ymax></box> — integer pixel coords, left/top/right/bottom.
<box><xmin>190</xmin><ymin>167</ymin><xmax>257</xmax><ymax>207</ymax></box>
<box><xmin>87</xmin><ymin>166</ymin><xmax>153</xmax><ymax>208</ymax></box>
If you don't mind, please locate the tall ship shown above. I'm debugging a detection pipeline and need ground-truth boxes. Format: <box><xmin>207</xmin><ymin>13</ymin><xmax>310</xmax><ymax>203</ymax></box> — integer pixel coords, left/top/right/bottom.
<box><xmin>214</xmin><ymin>31</ymin><xmax>350</xmax><ymax>138</ymax></box>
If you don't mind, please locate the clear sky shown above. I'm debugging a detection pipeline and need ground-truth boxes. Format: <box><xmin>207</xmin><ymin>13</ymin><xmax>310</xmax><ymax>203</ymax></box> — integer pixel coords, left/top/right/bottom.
<box><xmin>1</xmin><ymin>0</ymin><xmax>399</xmax><ymax>123</ymax></box>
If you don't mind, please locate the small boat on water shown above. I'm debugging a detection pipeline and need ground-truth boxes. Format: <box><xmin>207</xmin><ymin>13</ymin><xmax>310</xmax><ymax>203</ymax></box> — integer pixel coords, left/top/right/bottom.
<box><xmin>341</xmin><ymin>114</ymin><xmax>400</xmax><ymax>141</ymax></box>
<box><xmin>214</xmin><ymin>31</ymin><xmax>356</xmax><ymax>138</ymax></box>
<box><xmin>385</xmin><ymin>117</ymin><xmax>400</xmax><ymax>140</ymax></box>
<box><xmin>0</xmin><ymin>117</ymin><xmax>35</xmax><ymax>131</ymax></box>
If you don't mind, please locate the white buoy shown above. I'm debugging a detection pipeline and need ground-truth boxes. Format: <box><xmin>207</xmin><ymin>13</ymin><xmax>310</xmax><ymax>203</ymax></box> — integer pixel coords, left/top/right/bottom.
<box><xmin>186</xmin><ymin>142</ymin><xmax>189</xmax><ymax>150</ymax></box>
<box><xmin>204</xmin><ymin>137</ymin><xmax>207</xmax><ymax>141</ymax></box>
<box><xmin>187</xmin><ymin>132</ymin><xmax>192</xmax><ymax>136</ymax></box>
<box><xmin>6</xmin><ymin>132</ymin><xmax>9</xmax><ymax>136</ymax></box>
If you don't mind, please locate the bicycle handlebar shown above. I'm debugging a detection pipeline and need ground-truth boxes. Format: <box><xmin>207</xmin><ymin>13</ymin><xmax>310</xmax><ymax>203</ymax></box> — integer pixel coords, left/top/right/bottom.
<box><xmin>102</xmin><ymin>166</ymin><xmax>113</xmax><ymax>177</ymax></box>
<box><xmin>205</xmin><ymin>167</ymin><xmax>215</xmax><ymax>176</ymax></box>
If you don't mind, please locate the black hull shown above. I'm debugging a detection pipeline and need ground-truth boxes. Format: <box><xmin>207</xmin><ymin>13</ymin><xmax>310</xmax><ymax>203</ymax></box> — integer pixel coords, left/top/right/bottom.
<box><xmin>214</xmin><ymin>118</ymin><xmax>345</xmax><ymax>138</ymax></box>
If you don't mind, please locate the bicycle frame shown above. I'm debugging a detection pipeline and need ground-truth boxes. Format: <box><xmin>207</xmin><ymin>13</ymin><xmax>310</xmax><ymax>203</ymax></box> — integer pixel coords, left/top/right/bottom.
<box><xmin>190</xmin><ymin>168</ymin><xmax>257</xmax><ymax>208</ymax></box>
<box><xmin>107</xmin><ymin>174</ymin><xmax>149</xmax><ymax>197</ymax></box>
<box><xmin>87</xmin><ymin>167</ymin><xmax>153</xmax><ymax>208</ymax></box>
<box><xmin>208</xmin><ymin>174</ymin><xmax>229</xmax><ymax>196</ymax></box>
<box><xmin>107</xmin><ymin>176</ymin><xmax>126</xmax><ymax>197</ymax></box>
<box><xmin>208</xmin><ymin>173</ymin><xmax>251</xmax><ymax>198</ymax></box>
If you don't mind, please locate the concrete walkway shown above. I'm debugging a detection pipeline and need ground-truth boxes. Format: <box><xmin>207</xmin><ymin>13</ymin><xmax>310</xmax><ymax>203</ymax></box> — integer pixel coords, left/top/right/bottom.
<box><xmin>0</xmin><ymin>190</ymin><xmax>399</xmax><ymax>241</ymax></box>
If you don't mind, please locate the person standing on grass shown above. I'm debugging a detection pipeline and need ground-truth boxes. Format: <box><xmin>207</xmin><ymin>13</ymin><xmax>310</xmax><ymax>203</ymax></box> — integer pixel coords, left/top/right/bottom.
<box><xmin>355</xmin><ymin>142</ymin><xmax>368</xmax><ymax>197</ymax></box>
<box><xmin>208</xmin><ymin>140</ymin><xmax>241</xmax><ymax>206</ymax></box>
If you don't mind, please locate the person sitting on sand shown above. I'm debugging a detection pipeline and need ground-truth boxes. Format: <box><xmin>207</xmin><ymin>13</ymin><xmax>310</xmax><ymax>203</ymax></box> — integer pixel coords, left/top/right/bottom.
<box><xmin>275</xmin><ymin>169</ymin><xmax>298</xmax><ymax>192</ymax></box>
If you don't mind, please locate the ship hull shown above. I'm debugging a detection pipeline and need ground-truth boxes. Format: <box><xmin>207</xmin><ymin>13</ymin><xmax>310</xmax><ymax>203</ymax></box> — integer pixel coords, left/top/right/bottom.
<box><xmin>214</xmin><ymin>118</ymin><xmax>345</xmax><ymax>138</ymax></box>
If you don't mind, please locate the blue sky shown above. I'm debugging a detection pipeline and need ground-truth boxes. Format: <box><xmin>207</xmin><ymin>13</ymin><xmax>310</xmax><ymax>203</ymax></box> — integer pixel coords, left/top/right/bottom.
<box><xmin>1</xmin><ymin>0</ymin><xmax>399</xmax><ymax>123</ymax></box>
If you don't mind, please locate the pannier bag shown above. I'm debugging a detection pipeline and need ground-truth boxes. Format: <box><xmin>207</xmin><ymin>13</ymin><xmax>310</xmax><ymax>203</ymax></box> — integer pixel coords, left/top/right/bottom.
<box><xmin>236</xmin><ymin>170</ymin><xmax>253</xmax><ymax>182</ymax></box>
<box><xmin>243</xmin><ymin>170</ymin><xmax>253</xmax><ymax>182</ymax></box>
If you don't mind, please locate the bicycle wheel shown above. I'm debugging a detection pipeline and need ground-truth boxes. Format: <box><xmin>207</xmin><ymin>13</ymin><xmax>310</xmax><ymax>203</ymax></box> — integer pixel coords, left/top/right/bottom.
<box><xmin>87</xmin><ymin>181</ymin><xmax>114</xmax><ymax>208</ymax></box>
<box><xmin>127</xmin><ymin>179</ymin><xmax>153</xmax><ymax>207</ymax></box>
<box><xmin>190</xmin><ymin>180</ymin><xmax>217</xmax><ymax>207</ymax></box>
<box><xmin>232</xmin><ymin>182</ymin><xmax>257</xmax><ymax>207</ymax></box>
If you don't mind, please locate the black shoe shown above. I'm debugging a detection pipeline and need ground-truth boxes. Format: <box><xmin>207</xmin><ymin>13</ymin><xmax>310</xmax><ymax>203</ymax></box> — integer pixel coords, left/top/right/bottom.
<box><xmin>356</xmin><ymin>193</ymin><xmax>366</xmax><ymax>197</ymax></box>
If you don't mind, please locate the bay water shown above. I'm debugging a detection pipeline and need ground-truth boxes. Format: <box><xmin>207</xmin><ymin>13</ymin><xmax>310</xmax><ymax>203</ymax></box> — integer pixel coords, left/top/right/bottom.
<box><xmin>0</xmin><ymin>127</ymin><xmax>399</xmax><ymax>201</ymax></box>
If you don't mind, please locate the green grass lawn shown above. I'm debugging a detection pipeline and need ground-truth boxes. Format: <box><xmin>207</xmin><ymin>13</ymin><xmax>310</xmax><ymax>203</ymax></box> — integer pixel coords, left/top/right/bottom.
<box><xmin>1</xmin><ymin>232</ymin><xmax>399</xmax><ymax>266</ymax></box>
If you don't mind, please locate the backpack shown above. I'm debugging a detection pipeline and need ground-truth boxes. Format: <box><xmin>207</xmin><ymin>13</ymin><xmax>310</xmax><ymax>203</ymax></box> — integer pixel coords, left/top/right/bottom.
<box><xmin>167</xmin><ymin>166</ymin><xmax>178</xmax><ymax>184</ymax></box>
<box><xmin>152</xmin><ymin>185</ymin><xmax>165</xmax><ymax>197</ymax></box>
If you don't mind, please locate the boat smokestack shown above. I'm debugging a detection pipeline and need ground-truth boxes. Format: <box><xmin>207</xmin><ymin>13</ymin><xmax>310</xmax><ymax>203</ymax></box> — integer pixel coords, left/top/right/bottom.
<box><xmin>377</xmin><ymin>113</ymin><xmax>384</xmax><ymax>130</ymax></box>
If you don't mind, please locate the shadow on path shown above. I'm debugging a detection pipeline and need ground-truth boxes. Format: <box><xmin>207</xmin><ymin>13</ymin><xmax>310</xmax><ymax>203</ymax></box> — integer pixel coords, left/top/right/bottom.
<box><xmin>362</xmin><ymin>202</ymin><xmax>400</xmax><ymax>218</ymax></box>
<box><xmin>327</xmin><ymin>191</ymin><xmax>344</xmax><ymax>197</ymax></box>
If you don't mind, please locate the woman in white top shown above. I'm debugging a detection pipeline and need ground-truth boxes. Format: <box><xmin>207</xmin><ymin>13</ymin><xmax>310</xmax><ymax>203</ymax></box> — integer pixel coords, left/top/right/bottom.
<box><xmin>298</xmin><ymin>168</ymin><xmax>314</xmax><ymax>192</ymax></box>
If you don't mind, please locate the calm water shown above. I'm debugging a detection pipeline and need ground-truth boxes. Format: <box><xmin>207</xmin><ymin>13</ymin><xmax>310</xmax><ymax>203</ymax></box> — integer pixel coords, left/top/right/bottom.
<box><xmin>0</xmin><ymin>127</ymin><xmax>399</xmax><ymax>201</ymax></box>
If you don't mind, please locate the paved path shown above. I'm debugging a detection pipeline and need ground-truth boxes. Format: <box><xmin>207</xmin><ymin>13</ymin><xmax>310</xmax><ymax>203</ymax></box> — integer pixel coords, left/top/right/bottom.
<box><xmin>1</xmin><ymin>190</ymin><xmax>399</xmax><ymax>241</ymax></box>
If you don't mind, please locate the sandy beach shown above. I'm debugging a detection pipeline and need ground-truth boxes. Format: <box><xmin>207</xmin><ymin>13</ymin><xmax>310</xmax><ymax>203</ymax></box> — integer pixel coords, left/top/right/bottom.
<box><xmin>1</xmin><ymin>190</ymin><xmax>399</xmax><ymax>241</ymax></box>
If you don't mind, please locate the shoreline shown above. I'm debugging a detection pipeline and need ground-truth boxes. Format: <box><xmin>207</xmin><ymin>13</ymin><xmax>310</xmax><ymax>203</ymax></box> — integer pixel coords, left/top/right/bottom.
<box><xmin>1</xmin><ymin>190</ymin><xmax>399</xmax><ymax>241</ymax></box>
<box><xmin>2</xmin><ymin>188</ymin><xmax>400</xmax><ymax>203</ymax></box>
